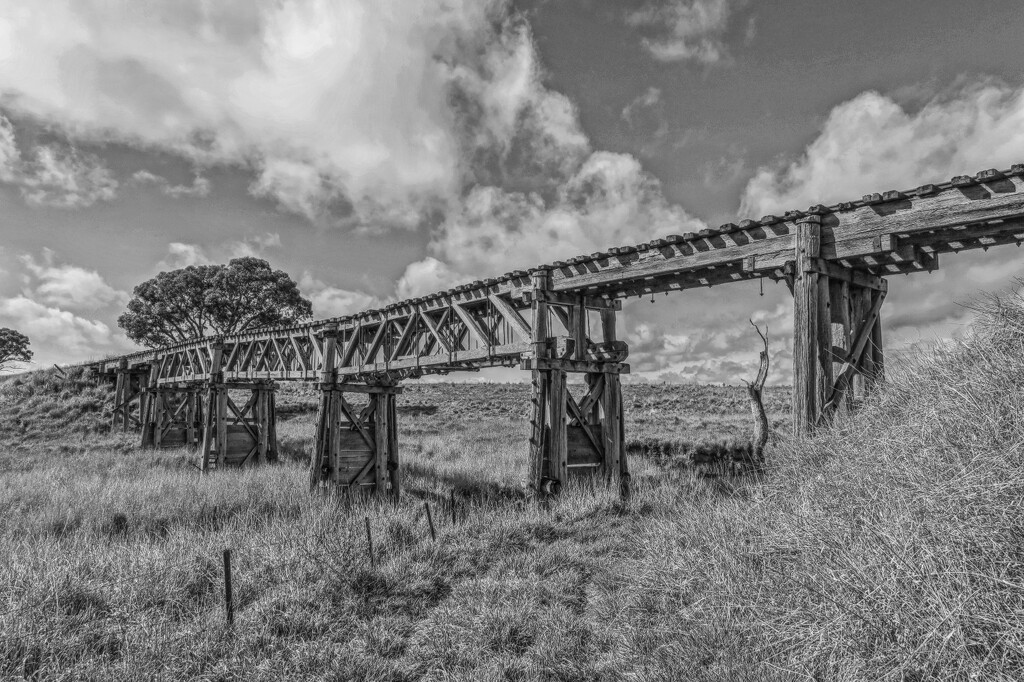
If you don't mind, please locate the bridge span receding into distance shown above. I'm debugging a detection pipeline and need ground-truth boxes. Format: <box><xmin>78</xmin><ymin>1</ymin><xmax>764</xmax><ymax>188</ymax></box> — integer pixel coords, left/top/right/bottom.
<box><xmin>89</xmin><ymin>163</ymin><xmax>1024</xmax><ymax>498</ymax></box>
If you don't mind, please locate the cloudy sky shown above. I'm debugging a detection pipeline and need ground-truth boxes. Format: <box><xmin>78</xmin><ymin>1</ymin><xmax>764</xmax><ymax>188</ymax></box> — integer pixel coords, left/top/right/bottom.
<box><xmin>2</xmin><ymin>0</ymin><xmax>1024</xmax><ymax>383</ymax></box>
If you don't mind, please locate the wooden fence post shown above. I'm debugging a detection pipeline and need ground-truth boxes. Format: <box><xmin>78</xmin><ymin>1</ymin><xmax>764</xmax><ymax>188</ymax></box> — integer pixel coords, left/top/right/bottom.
<box><xmin>222</xmin><ymin>548</ymin><xmax>234</xmax><ymax>626</ymax></box>
<box><xmin>424</xmin><ymin>501</ymin><xmax>436</xmax><ymax>541</ymax></box>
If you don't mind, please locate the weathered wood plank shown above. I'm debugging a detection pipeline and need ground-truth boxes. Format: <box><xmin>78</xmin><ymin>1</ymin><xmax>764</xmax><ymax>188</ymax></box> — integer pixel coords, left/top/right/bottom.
<box><xmin>488</xmin><ymin>294</ymin><xmax>532</xmax><ymax>340</ymax></box>
<box><xmin>793</xmin><ymin>218</ymin><xmax>822</xmax><ymax>437</ymax></box>
<box><xmin>549</xmin><ymin>369</ymin><xmax>568</xmax><ymax>487</ymax></box>
<box><xmin>567</xmin><ymin>425</ymin><xmax>603</xmax><ymax>466</ymax></box>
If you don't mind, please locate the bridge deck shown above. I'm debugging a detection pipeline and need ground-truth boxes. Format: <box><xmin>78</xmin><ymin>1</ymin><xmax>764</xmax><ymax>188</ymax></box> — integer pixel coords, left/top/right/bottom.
<box><xmin>93</xmin><ymin>165</ymin><xmax>1024</xmax><ymax>385</ymax></box>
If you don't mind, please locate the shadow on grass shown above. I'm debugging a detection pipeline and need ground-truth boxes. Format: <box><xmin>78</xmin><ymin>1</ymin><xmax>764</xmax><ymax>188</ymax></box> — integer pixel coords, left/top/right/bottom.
<box><xmin>401</xmin><ymin>459</ymin><xmax>529</xmax><ymax>508</ymax></box>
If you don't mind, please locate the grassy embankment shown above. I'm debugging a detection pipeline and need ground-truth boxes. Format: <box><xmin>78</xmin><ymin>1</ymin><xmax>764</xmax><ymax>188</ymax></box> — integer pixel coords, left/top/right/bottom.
<box><xmin>0</xmin><ymin>293</ymin><xmax>1021</xmax><ymax>680</ymax></box>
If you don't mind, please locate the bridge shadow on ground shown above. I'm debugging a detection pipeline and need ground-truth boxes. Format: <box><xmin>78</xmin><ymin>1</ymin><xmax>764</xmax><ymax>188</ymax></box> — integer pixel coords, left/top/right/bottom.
<box><xmin>400</xmin><ymin>460</ymin><xmax>531</xmax><ymax>512</ymax></box>
<box><xmin>627</xmin><ymin>435</ymin><xmax>760</xmax><ymax>471</ymax></box>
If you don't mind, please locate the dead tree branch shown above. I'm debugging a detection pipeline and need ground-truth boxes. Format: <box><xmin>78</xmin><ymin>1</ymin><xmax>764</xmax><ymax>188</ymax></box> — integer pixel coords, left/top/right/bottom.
<box><xmin>743</xmin><ymin>319</ymin><xmax>770</xmax><ymax>468</ymax></box>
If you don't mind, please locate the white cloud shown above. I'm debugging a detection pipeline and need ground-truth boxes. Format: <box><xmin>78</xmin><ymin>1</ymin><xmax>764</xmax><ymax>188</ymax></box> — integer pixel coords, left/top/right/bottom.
<box><xmin>158</xmin><ymin>243</ymin><xmax>211</xmax><ymax>270</ymax></box>
<box><xmin>621</xmin><ymin>87</ymin><xmax>662</xmax><ymax>124</ymax></box>
<box><xmin>131</xmin><ymin>170</ymin><xmax>211</xmax><ymax>198</ymax></box>
<box><xmin>626</xmin><ymin>0</ymin><xmax>738</xmax><ymax>64</ymax></box>
<box><xmin>734</xmin><ymin>78</ymin><xmax>1024</xmax><ymax>380</ymax></box>
<box><xmin>0</xmin><ymin>114</ymin><xmax>117</xmax><ymax>208</ymax></box>
<box><xmin>396</xmin><ymin>257</ymin><xmax>461</xmax><ymax>300</ymax></box>
<box><xmin>740</xmin><ymin>81</ymin><xmax>1024</xmax><ymax>217</ymax></box>
<box><xmin>0</xmin><ymin>0</ymin><xmax>597</xmax><ymax>227</ymax></box>
<box><xmin>230</xmin><ymin>232</ymin><xmax>282</xmax><ymax>258</ymax></box>
<box><xmin>299</xmin><ymin>273</ymin><xmax>380</xmax><ymax>318</ymax></box>
<box><xmin>19</xmin><ymin>249</ymin><xmax>127</xmax><ymax>311</ymax></box>
<box><xmin>0</xmin><ymin>295</ymin><xmax>116</xmax><ymax>358</ymax></box>
<box><xmin>623</xmin><ymin>295</ymin><xmax>794</xmax><ymax>385</ymax></box>
<box><xmin>155</xmin><ymin>236</ymin><xmax>283</xmax><ymax>271</ymax></box>
<box><xmin>399</xmin><ymin>151</ymin><xmax>704</xmax><ymax>291</ymax></box>
<box><xmin>0</xmin><ymin>0</ymin><xmax>727</xmax><ymax>379</ymax></box>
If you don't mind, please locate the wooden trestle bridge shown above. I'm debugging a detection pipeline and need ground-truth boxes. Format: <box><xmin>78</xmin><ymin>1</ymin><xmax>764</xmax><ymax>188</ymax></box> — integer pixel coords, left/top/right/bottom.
<box><xmin>94</xmin><ymin>164</ymin><xmax>1024</xmax><ymax>498</ymax></box>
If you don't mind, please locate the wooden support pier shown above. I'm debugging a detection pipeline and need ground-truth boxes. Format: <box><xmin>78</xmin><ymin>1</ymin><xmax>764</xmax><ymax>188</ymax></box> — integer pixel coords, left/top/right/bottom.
<box><xmin>111</xmin><ymin>361</ymin><xmax>149</xmax><ymax>432</ymax></box>
<box><xmin>527</xmin><ymin>271</ymin><xmax>629</xmax><ymax>496</ymax></box>
<box><xmin>198</xmin><ymin>381</ymin><xmax>278</xmax><ymax>471</ymax></box>
<box><xmin>140</xmin><ymin>383</ymin><xmax>204</xmax><ymax>450</ymax></box>
<box><xmin>308</xmin><ymin>383</ymin><xmax>400</xmax><ymax>497</ymax></box>
<box><xmin>85</xmin><ymin>164</ymin><xmax>1024</xmax><ymax>495</ymax></box>
<box><xmin>791</xmin><ymin>216</ymin><xmax>887</xmax><ymax>435</ymax></box>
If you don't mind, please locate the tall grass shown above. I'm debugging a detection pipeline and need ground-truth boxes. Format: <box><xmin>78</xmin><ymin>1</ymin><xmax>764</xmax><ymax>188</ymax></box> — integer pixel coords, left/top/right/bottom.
<box><xmin>1</xmin><ymin>292</ymin><xmax>1022</xmax><ymax>679</ymax></box>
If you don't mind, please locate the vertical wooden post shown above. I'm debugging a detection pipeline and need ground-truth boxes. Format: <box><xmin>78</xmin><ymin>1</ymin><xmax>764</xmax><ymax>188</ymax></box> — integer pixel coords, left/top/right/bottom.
<box><xmin>200</xmin><ymin>385</ymin><xmax>216</xmax><ymax>472</ymax></box>
<box><xmin>311</xmin><ymin>326</ymin><xmax>338</xmax><ymax>490</ymax></box>
<box><xmin>571</xmin><ymin>296</ymin><xmax>587</xmax><ymax>360</ymax></box>
<box><xmin>373</xmin><ymin>392</ymin><xmax>389</xmax><ymax>493</ymax></box>
<box><xmin>311</xmin><ymin>388</ymin><xmax>331</xmax><ymax>490</ymax></box>
<box><xmin>112</xmin><ymin>361</ymin><xmax>128</xmax><ymax>431</ymax></box>
<box><xmin>267</xmin><ymin>388</ymin><xmax>278</xmax><ymax>463</ymax></box>
<box><xmin>548</xmin><ymin>369</ymin><xmax>568</xmax><ymax>489</ymax></box>
<box><xmin>330</xmin><ymin>391</ymin><xmax>343</xmax><ymax>488</ymax></box>
<box><xmin>257</xmin><ymin>386</ymin><xmax>270</xmax><ymax>464</ymax></box>
<box><xmin>215</xmin><ymin>387</ymin><xmax>228</xmax><ymax>468</ymax></box>
<box><xmin>529</xmin><ymin>271</ymin><xmax>551</xmax><ymax>493</ymax></box>
<box><xmin>529</xmin><ymin>371</ymin><xmax>549</xmax><ymax>492</ymax></box>
<box><xmin>830</xmin><ymin>279</ymin><xmax>853</xmax><ymax>414</ymax></box>
<box><xmin>424</xmin><ymin>501</ymin><xmax>436</xmax><ymax>541</ymax></box>
<box><xmin>870</xmin><ymin>288</ymin><xmax>885</xmax><ymax>385</ymax></box>
<box><xmin>113</xmin><ymin>371</ymin><xmax>126</xmax><ymax>428</ymax></box>
<box><xmin>154</xmin><ymin>389</ymin><xmax>165</xmax><ymax>449</ymax></box>
<box><xmin>207</xmin><ymin>343</ymin><xmax>226</xmax><ymax>468</ymax></box>
<box><xmin>793</xmin><ymin>216</ymin><xmax>826</xmax><ymax>436</ymax></box>
<box><xmin>849</xmin><ymin>286</ymin><xmax>871</xmax><ymax>402</ymax></box>
<box><xmin>615</xmin><ymin>373</ymin><xmax>630</xmax><ymax>500</ymax></box>
<box><xmin>139</xmin><ymin>364</ymin><xmax>159</xmax><ymax>449</ymax></box>
<box><xmin>185</xmin><ymin>388</ymin><xmax>196</xmax><ymax>449</ymax></box>
<box><xmin>222</xmin><ymin>548</ymin><xmax>234</xmax><ymax>626</ymax></box>
<box><xmin>602</xmin><ymin>371</ymin><xmax>622</xmax><ymax>485</ymax></box>
<box><xmin>386</xmin><ymin>391</ymin><xmax>400</xmax><ymax>501</ymax></box>
<box><xmin>816</xmin><ymin>259</ymin><xmax>834</xmax><ymax>419</ymax></box>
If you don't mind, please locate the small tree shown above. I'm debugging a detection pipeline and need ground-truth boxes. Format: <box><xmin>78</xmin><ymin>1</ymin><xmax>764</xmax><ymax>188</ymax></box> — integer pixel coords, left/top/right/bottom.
<box><xmin>0</xmin><ymin>328</ymin><xmax>32</xmax><ymax>373</ymax></box>
<box><xmin>118</xmin><ymin>257</ymin><xmax>313</xmax><ymax>348</ymax></box>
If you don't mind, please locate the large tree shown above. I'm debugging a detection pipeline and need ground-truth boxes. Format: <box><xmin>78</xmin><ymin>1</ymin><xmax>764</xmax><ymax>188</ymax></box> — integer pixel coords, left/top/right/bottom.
<box><xmin>0</xmin><ymin>328</ymin><xmax>32</xmax><ymax>372</ymax></box>
<box><xmin>118</xmin><ymin>257</ymin><xmax>314</xmax><ymax>348</ymax></box>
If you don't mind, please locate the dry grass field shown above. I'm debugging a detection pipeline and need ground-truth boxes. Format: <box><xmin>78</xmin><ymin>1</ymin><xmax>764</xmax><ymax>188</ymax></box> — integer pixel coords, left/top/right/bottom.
<box><xmin>1</xmin><ymin>294</ymin><xmax>1023</xmax><ymax>680</ymax></box>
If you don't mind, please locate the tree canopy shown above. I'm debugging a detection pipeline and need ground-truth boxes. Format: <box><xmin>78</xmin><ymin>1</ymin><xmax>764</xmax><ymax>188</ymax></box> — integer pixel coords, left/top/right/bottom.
<box><xmin>0</xmin><ymin>328</ymin><xmax>32</xmax><ymax>372</ymax></box>
<box><xmin>118</xmin><ymin>257</ymin><xmax>314</xmax><ymax>348</ymax></box>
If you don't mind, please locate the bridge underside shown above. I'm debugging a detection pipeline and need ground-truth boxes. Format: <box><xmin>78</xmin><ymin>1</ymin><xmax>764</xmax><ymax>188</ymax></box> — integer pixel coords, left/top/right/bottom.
<box><xmin>94</xmin><ymin>165</ymin><xmax>1024</xmax><ymax>496</ymax></box>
